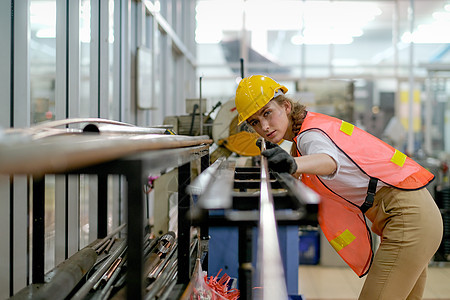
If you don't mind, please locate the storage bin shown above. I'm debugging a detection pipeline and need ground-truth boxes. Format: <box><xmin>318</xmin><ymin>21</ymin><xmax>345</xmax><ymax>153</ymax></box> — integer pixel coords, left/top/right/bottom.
<box><xmin>299</xmin><ymin>228</ymin><xmax>320</xmax><ymax>265</ymax></box>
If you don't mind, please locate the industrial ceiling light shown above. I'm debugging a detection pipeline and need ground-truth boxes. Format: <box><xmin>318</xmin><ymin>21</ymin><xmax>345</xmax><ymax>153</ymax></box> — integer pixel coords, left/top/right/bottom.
<box><xmin>400</xmin><ymin>2</ymin><xmax>450</xmax><ymax>44</ymax></box>
<box><xmin>290</xmin><ymin>1</ymin><xmax>381</xmax><ymax>45</ymax></box>
<box><xmin>195</xmin><ymin>0</ymin><xmax>382</xmax><ymax>45</ymax></box>
<box><xmin>31</xmin><ymin>1</ymin><xmax>56</xmax><ymax>39</ymax></box>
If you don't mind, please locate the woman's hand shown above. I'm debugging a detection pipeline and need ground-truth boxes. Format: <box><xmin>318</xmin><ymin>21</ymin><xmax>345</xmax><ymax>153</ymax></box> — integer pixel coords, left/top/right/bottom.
<box><xmin>257</xmin><ymin>140</ymin><xmax>298</xmax><ymax>174</ymax></box>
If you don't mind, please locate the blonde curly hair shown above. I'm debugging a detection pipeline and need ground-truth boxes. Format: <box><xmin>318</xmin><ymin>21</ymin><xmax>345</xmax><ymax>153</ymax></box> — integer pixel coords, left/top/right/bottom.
<box><xmin>272</xmin><ymin>95</ymin><xmax>307</xmax><ymax>156</ymax></box>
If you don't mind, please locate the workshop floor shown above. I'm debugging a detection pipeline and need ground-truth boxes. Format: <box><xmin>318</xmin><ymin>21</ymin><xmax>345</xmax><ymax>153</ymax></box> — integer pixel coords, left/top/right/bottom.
<box><xmin>298</xmin><ymin>264</ymin><xmax>450</xmax><ymax>300</ymax></box>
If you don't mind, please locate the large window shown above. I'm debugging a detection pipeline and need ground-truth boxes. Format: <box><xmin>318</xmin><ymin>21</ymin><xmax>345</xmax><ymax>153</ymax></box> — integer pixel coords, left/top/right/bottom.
<box><xmin>80</xmin><ymin>0</ymin><xmax>91</xmax><ymax>118</ymax></box>
<box><xmin>195</xmin><ymin>0</ymin><xmax>450</xmax><ymax>155</ymax></box>
<box><xmin>29</xmin><ymin>0</ymin><xmax>57</xmax><ymax>274</ymax></box>
<box><xmin>30</xmin><ymin>0</ymin><xmax>57</xmax><ymax>124</ymax></box>
<box><xmin>108</xmin><ymin>0</ymin><xmax>117</xmax><ymax>119</ymax></box>
<box><xmin>196</xmin><ymin>0</ymin><xmax>450</xmax><ymax>91</ymax></box>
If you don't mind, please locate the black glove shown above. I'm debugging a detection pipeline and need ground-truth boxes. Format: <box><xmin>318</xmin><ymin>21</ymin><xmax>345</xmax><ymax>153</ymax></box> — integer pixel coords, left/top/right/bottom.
<box><xmin>256</xmin><ymin>140</ymin><xmax>298</xmax><ymax>174</ymax></box>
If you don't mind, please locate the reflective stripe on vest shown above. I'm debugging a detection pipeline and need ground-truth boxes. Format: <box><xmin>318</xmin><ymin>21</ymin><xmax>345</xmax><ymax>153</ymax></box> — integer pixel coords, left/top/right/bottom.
<box><xmin>302</xmin><ymin>173</ymin><xmax>373</xmax><ymax>277</ymax></box>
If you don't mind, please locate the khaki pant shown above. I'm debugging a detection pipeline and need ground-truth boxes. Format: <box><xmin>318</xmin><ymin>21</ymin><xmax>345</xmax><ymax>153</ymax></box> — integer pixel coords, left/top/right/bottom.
<box><xmin>359</xmin><ymin>187</ymin><xmax>443</xmax><ymax>300</ymax></box>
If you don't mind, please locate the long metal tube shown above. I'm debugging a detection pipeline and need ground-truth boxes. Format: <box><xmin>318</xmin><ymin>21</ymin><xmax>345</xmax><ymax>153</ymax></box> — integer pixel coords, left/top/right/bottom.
<box><xmin>145</xmin><ymin>240</ymin><xmax>196</xmax><ymax>299</ymax></box>
<box><xmin>143</xmin><ymin>232</ymin><xmax>176</xmax><ymax>282</ymax></box>
<box><xmin>104</xmin><ymin>237</ymin><xmax>116</xmax><ymax>254</ymax></box>
<box><xmin>92</xmin><ymin>223</ymin><xmax>127</xmax><ymax>251</ymax></box>
<box><xmin>256</xmin><ymin>139</ymin><xmax>288</xmax><ymax>300</ymax></box>
<box><xmin>0</xmin><ymin>134</ymin><xmax>212</xmax><ymax>175</ymax></box>
<box><xmin>93</xmin><ymin>257</ymin><xmax>122</xmax><ymax>290</ymax></box>
<box><xmin>29</xmin><ymin>117</ymin><xmax>135</xmax><ymax>129</ymax></box>
<box><xmin>32</xmin><ymin>247</ymin><xmax>97</xmax><ymax>300</ymax></box>
<box><xmin>72</xmin><ymin>240</ymin><xmax>127</xmax><ymax>300</ymax></box>
<box><xmin>144</xmin><ymin>252</ymin><xmax>178</xmax><ymax>300</ymax></box>
<box><xmin>94</xmin><ymin>255</ymin><xmax>127</xmax><ymax>300</ymax></box>
<box><xmin>82</xmin><ymin>123</ymin><xmax>167</xmax><ymax>135</ymax></box>
<box><xmin>147</xmin><ymin>243</ymin><xmax>177</xmax><ymax>281</ymax></box>
<box><xmin>187</xmin><ymin>156</ymin><xmax>235</xmax><ymax>210</ymax></box>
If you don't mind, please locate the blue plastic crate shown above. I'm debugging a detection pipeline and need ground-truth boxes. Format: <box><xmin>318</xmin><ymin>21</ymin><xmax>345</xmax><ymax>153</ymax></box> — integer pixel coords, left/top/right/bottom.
<box><xmin>299</xmin><ymin>229</ymin><xmax>320</xmax><ymax>265</ymax></box>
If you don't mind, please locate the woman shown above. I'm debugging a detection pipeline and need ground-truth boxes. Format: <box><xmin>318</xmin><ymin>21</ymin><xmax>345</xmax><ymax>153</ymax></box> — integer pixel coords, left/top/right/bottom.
<box><xmin>235</xmin><ymin>75</ymin><xmax>443</xmax><ymax>300</ymax></box>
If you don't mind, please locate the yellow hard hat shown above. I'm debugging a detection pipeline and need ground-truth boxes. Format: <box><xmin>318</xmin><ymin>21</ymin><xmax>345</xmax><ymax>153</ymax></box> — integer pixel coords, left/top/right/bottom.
<box><xmin>235</xmin><ymin>75</ymin><xmax>288</xmax><ymax>125</ymax></box>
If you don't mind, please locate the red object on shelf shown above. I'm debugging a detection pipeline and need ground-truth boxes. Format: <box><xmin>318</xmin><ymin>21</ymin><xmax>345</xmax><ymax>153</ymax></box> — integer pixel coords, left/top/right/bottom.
<box><xmin>204</xmin><ymin>269</ymin><xmax>240</xmax><ymax>300</ymax></box>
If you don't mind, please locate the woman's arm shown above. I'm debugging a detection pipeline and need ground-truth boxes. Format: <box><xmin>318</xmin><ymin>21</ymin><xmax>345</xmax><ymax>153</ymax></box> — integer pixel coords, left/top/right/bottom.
<box><xmin>293</xmin><ymin>153</ymin><xmax>337</xmax><ymax>177</ymax></box>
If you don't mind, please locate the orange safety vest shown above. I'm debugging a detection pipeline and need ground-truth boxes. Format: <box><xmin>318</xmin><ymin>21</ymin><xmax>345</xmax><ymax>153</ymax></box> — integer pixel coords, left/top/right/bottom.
<box><xmin>294</xmin><ymin>111</ymin><xmax>434</xmax><ymax>277</ymax></box>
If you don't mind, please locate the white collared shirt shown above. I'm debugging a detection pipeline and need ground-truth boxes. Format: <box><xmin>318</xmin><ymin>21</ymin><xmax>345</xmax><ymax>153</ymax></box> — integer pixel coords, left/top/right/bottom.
<box><xmin>297</xmin><ymin>129</ymin><xmax>385</xmax><ymax>206</ymax></box>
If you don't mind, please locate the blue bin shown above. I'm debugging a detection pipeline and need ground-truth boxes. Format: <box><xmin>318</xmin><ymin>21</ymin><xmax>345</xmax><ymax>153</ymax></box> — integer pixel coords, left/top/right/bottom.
<box><xmin>299</xmin><ymin>228</ymin><xmax>320</xmax><ymax>265</ymax></box>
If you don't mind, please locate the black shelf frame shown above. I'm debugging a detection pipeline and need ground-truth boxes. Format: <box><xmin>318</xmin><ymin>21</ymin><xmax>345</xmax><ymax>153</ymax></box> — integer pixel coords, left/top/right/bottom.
<box><xmin>31</xmin><ymin>144</ymin><xmax>210</xmax><ymax>299</ymax></box>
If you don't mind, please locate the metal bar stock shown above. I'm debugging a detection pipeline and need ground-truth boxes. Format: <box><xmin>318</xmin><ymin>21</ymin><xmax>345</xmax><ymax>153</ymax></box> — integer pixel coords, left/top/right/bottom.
<box><xmin>256</xmin><ymin>139</ymin><xmax>289</xmax><ymax>300</ymax></box>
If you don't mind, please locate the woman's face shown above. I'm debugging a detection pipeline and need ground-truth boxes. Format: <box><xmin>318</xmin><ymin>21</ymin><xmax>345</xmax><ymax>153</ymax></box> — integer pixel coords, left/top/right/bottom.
<box><xmin>246</xmin><ymin>99</ymin><xmax>291</xmax><ymax>144</ymax></box>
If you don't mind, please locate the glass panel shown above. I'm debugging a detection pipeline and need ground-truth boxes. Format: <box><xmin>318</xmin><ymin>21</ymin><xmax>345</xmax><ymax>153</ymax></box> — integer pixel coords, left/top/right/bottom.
<box><xmin>79</xmin><ymin>0</ymin><xmax>91</xmax><ymax>248</ymax></box>
<box><xmin>108</xmin><ymin>0</ymin><xmax>116</xmax><ymax>119</ymax></box>
<box><xmin>399</xmin><ymin>0</ymin><xmax>450</xmax><ymax>65</ymax></box>
<box><xmin>107</xmin><ymin>1</ymin><xmax>116</xmax><ymax>231</ymax></box>
<box><xmin>80</xmin><ymin>0</ymin><xmax>91</xmax><ymax>118</ymax></box>
<box><xmin>195</xmin><ymin>0</ymin><xmax>450</xmax><ymax>157</ymax></box>
<box><xmin>426</xmin><ymin>74</ymin><xmax>450</xmax><ymax>154</ymax></box>
<box><xmin>30</xmin><ymin>0</ymin><xmax>57</xmax><ymax>273</ymax></box>
<box><xmin>108</xmin><ymin>176</ymin><xmax>117</xmax><ymax>233</ymax></box>
<box><xmin>79</xmin><ymin>175</ymin><xmax>90</xmax><ymax>248</ymax></box>
<box><xmin>44</xmin><ymin>175</ymin><xmax>55</xmax><ymax>273</ymax></box>
<box><xmin>195</xmin><ymin>0</ymin><xmax>449</xmax><ymax>95</ymax></box>
<box><xmin>154</xmin><ymin>22</ymin><xmax>161</xmax><ymax>123</ymax></box>
<box><xmin>30</xmin><ymin>0</ymin><xmax>57</xmax><ymax>124</ymax></box>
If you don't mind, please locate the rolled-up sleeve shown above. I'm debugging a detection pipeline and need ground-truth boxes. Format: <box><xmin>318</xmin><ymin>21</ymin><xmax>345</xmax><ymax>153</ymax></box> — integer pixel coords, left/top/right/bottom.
<box><xmin>297</xmin><ymin>130</ymin><xmax>340</xmax><ymax>179</ymax></box>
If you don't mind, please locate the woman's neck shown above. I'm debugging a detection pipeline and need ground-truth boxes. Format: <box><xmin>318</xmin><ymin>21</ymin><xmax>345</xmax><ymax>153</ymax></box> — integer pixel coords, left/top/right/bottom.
<box><xmin>284</xmin><ymin>122</ymin><xmax>296</xmax><ymax>141</ymax></box>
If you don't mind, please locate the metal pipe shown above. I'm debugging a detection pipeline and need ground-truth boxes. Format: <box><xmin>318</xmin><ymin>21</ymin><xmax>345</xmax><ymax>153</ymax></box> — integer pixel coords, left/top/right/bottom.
<box><xmin>144</xmin><ymin>253</ymin><xmax>178</xmax><ymax>300</ymax></box>
<box><xmin>96</xmin><ymin>238</ymin><xmax>111</xmax><ymax>255</ymax></box>
<box><xmin>146</xmin><ymin>244</ymin><xmax>177</xmax><ymax>281</ymax></box>
<box><xmin>72</xmin><ymin>240</ymin><xmax>127</xmax><ymax>300</ymax></box>
<box><xmin>155</xmin><ymin>271</ymin><xmax>178</xmax><ymax>300</ymax></box>
<box><xmin>94</xmin><ymin>255</ymin><xmax>127</xmax><ymax>300</ymax></box>
<box><xmin>104</xmin><ymin>237</ymin><xmax>116</xmax><ymax>254</ymax></box>
<box><xmin>30</xmin><ymin>118</ymin><xmax>135</xmax><ymax>129</ymax></box>
<box><xmin>256</xmin><ymin>139</ymin><xmax>288</xmax><ymax>299</ymax></box>
<box><xmin>82</xmin><ymin>123</ymin><xmax>167</xmax><ymax>135</ymax></box>
<box><xmin>0</xmin><ymin>134</ymin><xmax>212</xmax><ymax>176</ymax></box>
<box><xmin>32</xmin><ymin>247</ymin><xmax>97</xmax><ymax>300</ymax></box>
<box><xmin>187</xmin><ymin>156</ymin><xmax>224</xmax><ymax>195</ymax></box>
<box><xmin>187</xmin><ymin>156</ymin><xmax>235</xmax><ymax>210</ymax></box>
<box><xmin>143</xmin><ymin>232</ymin><xmax>176</xmax><ymax>280</ymax></box>
<box><xmin>145</xmin><ymin>239</ymin><xmax>196</xmax><ymax>299</ymax></box>
<box><xmin>143</xmin><ymin>236</ymin><xmax>158</xmax><ymax>258</ymax></box>
<box><xmin>93</xmin><ymin>257</ymin><xmax>122</xmax><ymax>290</ymax></box>
<box><xmin>92</xmin><ymin>223</ymin><xmax>126</xmax><ymax>251</ymax></box>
